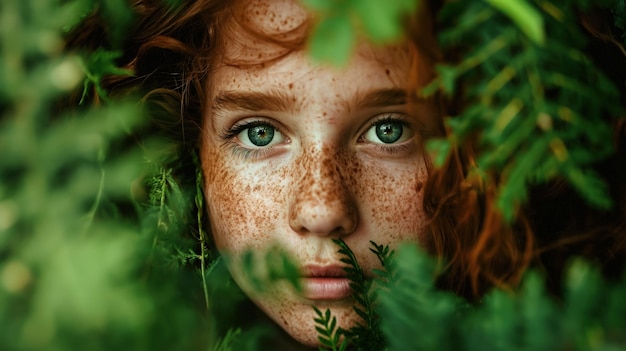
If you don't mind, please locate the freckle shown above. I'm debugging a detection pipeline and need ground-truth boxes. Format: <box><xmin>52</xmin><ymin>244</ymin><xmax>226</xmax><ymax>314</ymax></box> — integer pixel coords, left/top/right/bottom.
<box><xmin>385</xmin><ymin>69</ymin><xmax>390</xmax><ymax>76</ymax></box>
<box><xmin>416</xmin><ymin>181</ymin><xmax>423</xmax><ymax>192</ymax></box>
<box><xmin>288</xmin><ymin>83</ymin><xmax>293</xmax><ymax>89</ymax></box>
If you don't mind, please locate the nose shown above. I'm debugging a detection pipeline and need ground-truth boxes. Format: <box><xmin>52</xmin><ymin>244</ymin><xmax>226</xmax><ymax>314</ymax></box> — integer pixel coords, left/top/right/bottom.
<box><xmin>288</xmin><ymin>148</ymin><xmax>358</xmax><ymax>237</ymax></box>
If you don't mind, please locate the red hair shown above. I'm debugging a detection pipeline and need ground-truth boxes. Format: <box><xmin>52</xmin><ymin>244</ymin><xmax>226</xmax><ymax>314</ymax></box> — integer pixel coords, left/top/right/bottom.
<box><xmin>417</xmin><ymin>1</ymin><xmax>626</xmax><ymax>299</ymax></box>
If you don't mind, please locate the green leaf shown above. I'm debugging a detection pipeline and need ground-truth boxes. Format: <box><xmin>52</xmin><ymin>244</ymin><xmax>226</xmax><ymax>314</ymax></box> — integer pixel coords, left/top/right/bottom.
<box><xmin>308</xmin><ymin>13</ymin><xmax>355</xmax><ymax>66</ymax></box>
<box><xmin>209</xmin><ymin>328</ymin><xmax>242</xmax><ymax>351</ymax></box>
<box><xmin>565</xmin><ymin>167</ymin><xmax>613</xmax><ymax>210</ymax></box>
<box><xmin>436</xmin><ymin>65</ymin><xmax>458</xmax><ymax>94</ymax></box>
<box><xmin>299</xmin><ymin>0</ymin><xmax>337</xmax><ymax>12</ymax></box>
<box><xmin>79</xmin><ymin>49</ymin><xmax>133</xmax><ymax>103</ymax></box>
<box><xmin>425</xmin><ymin>139</ymin><xmax>452</xmax><ymax>168</ymax></box>
<box><xmin>353</xmin><ymin>0</ymin><xmax>417</xmax><ymax>43</ymax></box>
<box><xmin>485</xmin><ymin>0</ymin><xmax>545</xmax><ymax>44</ymax></box>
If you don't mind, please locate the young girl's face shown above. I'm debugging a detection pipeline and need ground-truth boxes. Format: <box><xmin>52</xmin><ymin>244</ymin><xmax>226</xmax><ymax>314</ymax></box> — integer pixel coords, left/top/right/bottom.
<box><xmin>200</xmin><ymin>0</ymin><xmax>438</xmax><ymax>346</ymax></box>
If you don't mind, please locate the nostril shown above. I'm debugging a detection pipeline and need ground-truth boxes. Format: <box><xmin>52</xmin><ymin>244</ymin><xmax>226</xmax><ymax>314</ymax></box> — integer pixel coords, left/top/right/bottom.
<box><xmin>289</xmin><ymin>210</ymin><xmax>358</xmax><ymax>237</ymax></box>
<box><xmin>288</xmin><ymin>191</ymin><xmax>358</xmax><ymax>237</ymax></box>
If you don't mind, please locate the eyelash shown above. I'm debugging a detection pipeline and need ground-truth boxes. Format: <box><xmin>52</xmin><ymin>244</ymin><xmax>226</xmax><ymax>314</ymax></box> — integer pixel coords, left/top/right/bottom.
<box><xmin>220</xmin><ymin>119</ymin><xmax>283</xmax><ymax>159</ymax></box>
<box><xmin>370</xmin><ymin>142</ymin><xmax>413</xmax><ymax>155</ymax></box>
<box><xmin>221</xmin><ymin>119</ymin><xmax>274</xmax><ymax>139</ymax></box>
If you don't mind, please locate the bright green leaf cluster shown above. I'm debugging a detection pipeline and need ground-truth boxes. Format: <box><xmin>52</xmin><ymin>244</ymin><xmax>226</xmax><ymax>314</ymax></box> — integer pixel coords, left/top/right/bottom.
<box><xmin>302</xmin><ymin>0</ymin><xmax>418</xmax><ymax>66</ymax></box>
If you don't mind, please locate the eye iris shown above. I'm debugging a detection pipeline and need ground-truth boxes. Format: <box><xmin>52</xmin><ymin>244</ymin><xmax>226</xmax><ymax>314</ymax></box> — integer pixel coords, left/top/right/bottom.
<box><xmin>248</xmin><ymin>125</ymin><xmax>275</xmax><ymax>146</ymax></box>
<box><xmin>375</xmin><ymin>122</ymin><xmax>403</xmax><ymax>143</ymax></box>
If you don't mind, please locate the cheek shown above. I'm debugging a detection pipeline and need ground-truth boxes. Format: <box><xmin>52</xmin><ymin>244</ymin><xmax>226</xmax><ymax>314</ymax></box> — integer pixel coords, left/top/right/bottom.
<box><xmin>358</xmin><ymin>159</ymin><xmax>427</xmax><ymax>244</ymax></box>
<box><xmin>201</xmin><ymin>144</ymin><xmax>288</xmax><ymax>256</ymax></box>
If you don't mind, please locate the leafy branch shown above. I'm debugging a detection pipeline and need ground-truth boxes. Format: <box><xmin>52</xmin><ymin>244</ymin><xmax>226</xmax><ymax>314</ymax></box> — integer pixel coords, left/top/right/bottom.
<box><xmin>323</xmin><ymin>240</ymin><xmax>626</xmax><ymax>351</ymax></box>
<box><xmin>194</xmin><ymin>153</ymin><xmax>211</xmax><ymax>311</ymax></box>
<box><xmin>315</xmin><ymin>239</ymin><xmax>391</xmax><ymax>350</ymax></box>
<box><xmin>313</xmin><ymin>306</ymin><xmax>347</xmax><ymax>351</ymax></box>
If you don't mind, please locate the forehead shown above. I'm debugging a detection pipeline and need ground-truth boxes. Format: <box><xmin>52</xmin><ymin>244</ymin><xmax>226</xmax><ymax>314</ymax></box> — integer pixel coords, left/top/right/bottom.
<box><xmin>207</xmin><ymin>0</ymin><xmax>435</xmax><ymax>119</ymax></box>
<box><xmin>214</xmin><ymin>43</ymin><xmax>413</xmax><ymax>91</ymax></box>
<box><xmin>238</xmin><ymin>0</ymin><xmax>309</xmax><ymax>35</ymax></box>
<box><xmin>217</xmin><ymin>0</ymin><xmax>416</xmax><ymax>79</ymax></box>
<box><xmin>207</xmin><ymin>46</ymin><xmax>418</xmax><ymax>135</ymax></box>
<box><xmin>221</xmin><ymin>0</ymin><xmax>310</xmax><ymax>65</ymax></box>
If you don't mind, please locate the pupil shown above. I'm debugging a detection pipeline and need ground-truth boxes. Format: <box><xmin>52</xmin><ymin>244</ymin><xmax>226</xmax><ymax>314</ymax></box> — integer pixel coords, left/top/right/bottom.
<box><xmin>376</xmin><ymin>122</ymin><xmax>403</xmax><ymax>143</ymax></box>
<box><xmin>248</xmin><ymin>125</ymin><xmax>275</xmax><ymax>146</ymax></box>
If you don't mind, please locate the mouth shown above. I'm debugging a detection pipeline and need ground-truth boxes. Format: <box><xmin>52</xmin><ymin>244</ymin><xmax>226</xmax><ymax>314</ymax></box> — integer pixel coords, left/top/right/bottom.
<box><xmin>300</xmin><ymin>265</ymin><xmax>352</xmax><ymax>301</ymax></box>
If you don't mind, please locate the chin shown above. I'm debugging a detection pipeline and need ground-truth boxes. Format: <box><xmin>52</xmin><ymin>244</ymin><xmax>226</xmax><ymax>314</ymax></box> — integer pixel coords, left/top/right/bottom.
<box><xmin>253</xmin><ymin>292</ymin><xmax>359</xmax><ymax>348</ymax></box>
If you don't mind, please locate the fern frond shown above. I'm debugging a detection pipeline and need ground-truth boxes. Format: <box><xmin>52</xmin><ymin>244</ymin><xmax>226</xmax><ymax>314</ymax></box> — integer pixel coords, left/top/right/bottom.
<box><xmin>313</xmin><ymin>306</ymin><xmax>346</xmax><ymax>351</ymax></box>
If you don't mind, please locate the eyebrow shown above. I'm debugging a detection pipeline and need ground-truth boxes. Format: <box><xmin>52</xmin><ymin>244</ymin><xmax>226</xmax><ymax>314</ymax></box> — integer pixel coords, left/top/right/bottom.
<box><xmin>211</xmin><ymin>87</ymin><xmax>413</xmax><ymax>114</ymax></box>
<box><xmin>355</xmin><ymin>88</ymin><xmax>412</xmax><ymax>110</ymax></box>
<box><xmin>212</xmin><ymin>89</ymin><xmax>295</xmax><ymax>113</ymax></box>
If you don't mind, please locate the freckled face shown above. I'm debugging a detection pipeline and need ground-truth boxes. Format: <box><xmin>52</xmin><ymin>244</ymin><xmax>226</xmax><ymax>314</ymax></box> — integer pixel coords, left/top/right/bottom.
<box><xmin>200</xmin><ymin>1</ymin><xmax>438</xmax><ymax>347</ymax></box>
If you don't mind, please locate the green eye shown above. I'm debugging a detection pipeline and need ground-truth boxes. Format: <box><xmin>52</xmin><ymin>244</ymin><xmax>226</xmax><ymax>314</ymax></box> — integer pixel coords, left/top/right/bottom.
<box><xmin>363</xmin><ymin>118</ymin><xmax>408</xmax><ymax>145</ymax></box>
<box><xmin>375</xmin><ymin>121</ymin><xmax>403</xmax><ymax>144</ymax></box>
<box><xmin>237</xmin><ymin>123</ymin><xmax>283</xmax><ymax>148</ymax></box>
<box><xmin>248</xmin><ymin>125</ymin><xmax>275</xmax><ymax>146</ymax></box>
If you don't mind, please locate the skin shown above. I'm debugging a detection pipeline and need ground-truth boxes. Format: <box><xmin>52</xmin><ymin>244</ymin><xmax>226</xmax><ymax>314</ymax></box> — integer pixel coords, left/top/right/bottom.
<box><xmin>200</xmin><ymin>0</ymin><xmax>439</xmax><ymax>347</ymax></box>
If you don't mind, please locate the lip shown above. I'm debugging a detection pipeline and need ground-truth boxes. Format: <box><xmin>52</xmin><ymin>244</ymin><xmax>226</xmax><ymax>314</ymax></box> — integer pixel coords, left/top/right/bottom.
<box><xmin>301</xmin><ymin>265</ymin><xmax>352</xmax><ymax>301</ymax></box>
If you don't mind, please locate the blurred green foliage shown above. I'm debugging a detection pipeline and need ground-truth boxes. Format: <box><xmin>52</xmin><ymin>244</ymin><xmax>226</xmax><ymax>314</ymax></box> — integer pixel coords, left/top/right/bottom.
<box><xmin>302</xmin><ymin>0</ymin><xmax>418</xmax><ymax>65</ymax></box>
<box><xmin>424</xmin><ymin>0</ymin><xmax>623</xmax><ymax>221</ymax></box>
<box><xmin>317</xmin><ymin>240</ymin><xmax>626</xmax><ymax>350</ymax></box>
<box><xmin>378</xmin><ymin>244</ymin><xmax>626</xmax><ymax>351</ymax></box>
<box><xmin>0</xmin><ymin>0</ymin><xmax>225</xmax><ymax>350</ymax></box>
